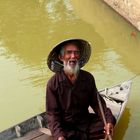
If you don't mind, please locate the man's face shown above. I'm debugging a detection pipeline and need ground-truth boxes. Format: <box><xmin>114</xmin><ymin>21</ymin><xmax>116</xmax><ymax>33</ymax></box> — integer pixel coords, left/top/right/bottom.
<box><xmin>60</xmin><ymin>44</ymin><xmax>80</xmax><ymax>75</ymax></box>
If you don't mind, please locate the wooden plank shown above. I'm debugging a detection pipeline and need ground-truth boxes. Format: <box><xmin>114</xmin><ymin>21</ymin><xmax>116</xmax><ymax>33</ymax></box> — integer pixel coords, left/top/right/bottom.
<box><xmin>14</xmin><ymin>129</ymin><xmax>53</xmax><ymax>140</ymax></box>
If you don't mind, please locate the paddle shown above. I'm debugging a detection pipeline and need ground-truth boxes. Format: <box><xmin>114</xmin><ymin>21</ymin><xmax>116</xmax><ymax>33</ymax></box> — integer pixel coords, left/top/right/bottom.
<box><xmin>97</xmin><ymin>91</ymin><xmax>113</xmax><ymax>140</ymax></box>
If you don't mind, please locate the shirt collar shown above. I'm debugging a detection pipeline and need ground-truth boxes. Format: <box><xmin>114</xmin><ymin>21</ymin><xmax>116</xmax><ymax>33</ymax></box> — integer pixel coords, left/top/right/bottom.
<box><xmin>58</xmin><ymin>69</ymin><xmax>86</xmax><ymax>83</ymax></box>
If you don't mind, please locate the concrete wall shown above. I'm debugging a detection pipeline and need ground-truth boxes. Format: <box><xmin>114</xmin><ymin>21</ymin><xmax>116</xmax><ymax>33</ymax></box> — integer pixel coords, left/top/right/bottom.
<box><xmin>103</xmin><ymin>0</ymin><xmax>140</xmax><ymax>31</ymax></box>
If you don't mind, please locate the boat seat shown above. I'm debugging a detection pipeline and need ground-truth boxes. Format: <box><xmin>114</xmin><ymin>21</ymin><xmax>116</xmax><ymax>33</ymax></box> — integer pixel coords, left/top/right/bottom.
<box><xmin>104</xmin><ymin>97</ymin><xmax>122</xmax><ymax>120</ymax></box>
<box><xmin>88</xmin><ymin>97</ymin><xmax>122</xmax><ymax>120</ymax></box>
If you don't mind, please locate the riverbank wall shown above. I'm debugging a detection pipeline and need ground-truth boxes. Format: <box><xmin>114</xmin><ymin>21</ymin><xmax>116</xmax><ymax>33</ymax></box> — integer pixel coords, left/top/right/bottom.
<box><xmin>103</xmin><ymin>0</ymin><xmax>140</xmax><ymax>31</ymax></box>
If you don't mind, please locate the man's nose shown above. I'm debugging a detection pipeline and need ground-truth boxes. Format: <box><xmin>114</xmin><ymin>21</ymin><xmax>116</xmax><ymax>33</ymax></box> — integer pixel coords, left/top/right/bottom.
<box><xmin>70</xmin><ymin>52</ymin><xmax>76</xmax><ymax>58</ymax></box>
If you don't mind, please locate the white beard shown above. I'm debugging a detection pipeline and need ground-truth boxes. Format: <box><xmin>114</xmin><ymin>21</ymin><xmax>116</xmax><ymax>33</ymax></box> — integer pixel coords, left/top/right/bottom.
<box><xmin>63</xmin><ymin>60</ymin><xmax>80</xmax><ymax>76</ymax></box>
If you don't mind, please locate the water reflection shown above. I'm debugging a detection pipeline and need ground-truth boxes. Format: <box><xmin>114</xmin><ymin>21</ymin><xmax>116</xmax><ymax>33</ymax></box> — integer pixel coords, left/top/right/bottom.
<box><xmin>45</xmin><ymin>0</ymin><xmax>74</xmax><ymax>22</ymax></box>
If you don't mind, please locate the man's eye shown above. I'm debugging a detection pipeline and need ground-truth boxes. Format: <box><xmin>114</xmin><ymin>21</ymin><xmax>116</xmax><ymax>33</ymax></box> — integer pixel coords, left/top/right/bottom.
<box><xmin>65</xmin><ymin>50</ymin><xmax>80</xmax><ymax>55</ymax></box>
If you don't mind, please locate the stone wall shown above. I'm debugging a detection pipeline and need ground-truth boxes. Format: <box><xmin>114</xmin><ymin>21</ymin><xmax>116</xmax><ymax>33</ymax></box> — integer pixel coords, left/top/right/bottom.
<box><xmin>103</xmin><ymin>0</ymin><xmax>140</xmax><ymax>31</ymax></box>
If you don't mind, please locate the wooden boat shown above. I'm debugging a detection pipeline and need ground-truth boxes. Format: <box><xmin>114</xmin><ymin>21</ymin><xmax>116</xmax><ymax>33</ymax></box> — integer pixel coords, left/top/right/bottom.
<box><xmin>0</xmin><ymin>80</ymin><xmax>132</xmax><ymax>140</ymax></box>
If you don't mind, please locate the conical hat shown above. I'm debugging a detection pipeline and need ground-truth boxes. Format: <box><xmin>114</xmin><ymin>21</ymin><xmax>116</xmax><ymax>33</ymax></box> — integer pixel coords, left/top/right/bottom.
<box><xmin>47</xmin><ymin>38</ymin><xmax>91</xmax><ymax>72</ymax></box>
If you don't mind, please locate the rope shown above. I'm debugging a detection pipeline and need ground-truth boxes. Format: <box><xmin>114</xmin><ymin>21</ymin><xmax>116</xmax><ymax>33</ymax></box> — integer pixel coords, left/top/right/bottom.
<box><xmin>128</xmin><ymin>73</ymin><xmax>140</xmax><ymax>81</ymax></box>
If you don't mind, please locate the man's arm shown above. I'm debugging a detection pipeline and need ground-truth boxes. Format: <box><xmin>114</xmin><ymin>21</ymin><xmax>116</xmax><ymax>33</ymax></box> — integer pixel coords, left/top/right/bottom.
<box><xmin>46</xmin><ymin>80</ymin><xmax>66</xmax><ymax>140</ymax></box>
<box><xmin>89</xmin><ymin>75</ymin><xmax>116</xmax><ymax>126</ymax></box>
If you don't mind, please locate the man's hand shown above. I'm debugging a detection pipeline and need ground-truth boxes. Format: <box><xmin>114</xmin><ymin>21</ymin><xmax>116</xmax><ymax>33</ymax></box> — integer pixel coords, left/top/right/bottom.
<box><xmin>58</xmin><ymin>136</ymin><xmax>66</xmax><ymax>140</ymax></box>
<box><xmin>104</xmin><ymin>123</ymin><xmax>114</xmax><ymax>136</ymax></box>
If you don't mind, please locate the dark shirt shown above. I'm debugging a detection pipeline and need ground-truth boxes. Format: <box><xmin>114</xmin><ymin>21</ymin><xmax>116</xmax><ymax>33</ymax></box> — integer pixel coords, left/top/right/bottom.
<box><xmin>46</xmin><ymin>70</ymin><xmax>115</xmax><ymax>140</ymax></box>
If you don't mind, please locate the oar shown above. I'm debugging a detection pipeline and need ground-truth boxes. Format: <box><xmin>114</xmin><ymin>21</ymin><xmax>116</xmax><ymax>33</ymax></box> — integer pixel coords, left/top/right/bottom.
<box><xmin>97</xmin><ymin>91</ymin><xmax>113</xmax><ymax>140</ymax></box>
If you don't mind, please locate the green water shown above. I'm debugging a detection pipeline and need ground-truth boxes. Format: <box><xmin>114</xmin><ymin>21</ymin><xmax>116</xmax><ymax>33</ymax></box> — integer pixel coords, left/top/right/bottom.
<box><xmin>0</xmin><ymin>0</ymin><xmax>140</xmax><ymax>139</ymax></box>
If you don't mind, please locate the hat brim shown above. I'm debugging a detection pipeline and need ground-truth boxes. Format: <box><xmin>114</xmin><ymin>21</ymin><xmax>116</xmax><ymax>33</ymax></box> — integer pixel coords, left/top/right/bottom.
<box><xmin>47</xmin><ymin>38</ymin><xmax>91</xmax><ymax>72</ymax></box>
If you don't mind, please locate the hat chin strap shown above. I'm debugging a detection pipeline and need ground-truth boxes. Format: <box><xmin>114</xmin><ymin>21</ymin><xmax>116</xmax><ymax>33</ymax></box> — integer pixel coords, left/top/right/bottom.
<box><xmin>51</xmin><ymin>60</ymin><xmax>63</xmax><ymax>72</ymax></box>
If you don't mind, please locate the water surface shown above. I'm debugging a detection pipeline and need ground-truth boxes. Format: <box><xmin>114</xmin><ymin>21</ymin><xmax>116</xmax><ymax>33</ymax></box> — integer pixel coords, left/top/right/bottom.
<box><xmin>0</xmin><ymin>0</ymin><xmax>140</xmax><ymax>139</ymax></box>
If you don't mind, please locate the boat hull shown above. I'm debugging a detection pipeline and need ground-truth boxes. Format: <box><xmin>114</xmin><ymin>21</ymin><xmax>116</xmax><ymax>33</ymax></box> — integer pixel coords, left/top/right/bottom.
<box><xmin>0</xmin><ymin>80</ymin><xmax>132</xmax><ymax>140</ymax></box>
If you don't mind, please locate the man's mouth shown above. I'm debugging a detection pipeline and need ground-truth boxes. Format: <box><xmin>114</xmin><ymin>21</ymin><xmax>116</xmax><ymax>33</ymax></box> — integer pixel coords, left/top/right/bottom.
<box><xmin>68</xmin><ymin>60</ymin><xmax>77</xmax><ymax>66</ymax></box>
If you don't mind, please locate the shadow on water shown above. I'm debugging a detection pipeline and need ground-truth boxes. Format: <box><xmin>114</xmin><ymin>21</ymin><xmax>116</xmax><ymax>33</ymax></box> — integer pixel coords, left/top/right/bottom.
<box><xmin>113</xmin><ymin>108</ymin><xmax>130</xmax><ymax>140</ymax></box>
